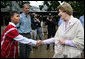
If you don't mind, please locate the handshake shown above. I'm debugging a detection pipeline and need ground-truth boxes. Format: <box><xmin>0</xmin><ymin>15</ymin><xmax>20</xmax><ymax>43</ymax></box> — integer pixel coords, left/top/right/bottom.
<box><xmin>36</xmin><ymin>40</ymin><xmax>44</xmax><ymax>47</ymax></box>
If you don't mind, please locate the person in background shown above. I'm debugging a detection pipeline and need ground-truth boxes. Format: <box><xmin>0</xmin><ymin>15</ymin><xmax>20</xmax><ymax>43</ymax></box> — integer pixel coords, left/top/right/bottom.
<box><xmin>45</xmin><ymin>14</ymin><xmax>57</xmax><ymax>50</ymax></box>
<box><xmin>79</xmin><ymin>15</ymin><xmax>84</xmax><ymax>28</ymax></box>
<box><xmin>36</xmin><ymin>14</ymin><xmax>43</xmax><ymax>41</ymax></box>
<box><xmin>16</xmin><ymin>3</ymin><xmax>32</xmax><ymax>58</ymax></box>
<box><xmin>31</xmin><ymin>13</ymin><xmax>37</xmax><ymax>40</ymax></box>
<box><xmin>31</xmin><ymin>13</ymin><xmax>38</xmax><ymax>48</ymax></box>
<box><xmin>1</xmin><ymin>11</ymin><xmax>41</xmax><ymax>58</ymax></box>
<box><xmin>58</xmin><ymin>18</ymin><xmax>63</xmax><ymax>26</ymax></box>
<box><xmin>79</xmin><ymin>14</ymin><xmax>84</xmax><ymax>58</ymax></box>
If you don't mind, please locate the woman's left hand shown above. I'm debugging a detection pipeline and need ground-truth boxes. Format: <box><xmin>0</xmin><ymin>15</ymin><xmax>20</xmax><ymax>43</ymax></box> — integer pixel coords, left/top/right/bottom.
<box><xmin>59</xmin><ymin>39</ymin><xmax>65</xmax><ymax>45</ymax></box>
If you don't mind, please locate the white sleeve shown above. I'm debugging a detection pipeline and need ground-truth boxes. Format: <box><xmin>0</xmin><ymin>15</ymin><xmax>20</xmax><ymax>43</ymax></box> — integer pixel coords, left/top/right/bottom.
<box><xmin>42</xmin><ymin>38</ymin><xmax>55</xmax><ymax>44</ymax></box>
<box><xmin>14</xmin><ymin>35</ymin><xmax>37</xmax><ymax>46</ymax></box>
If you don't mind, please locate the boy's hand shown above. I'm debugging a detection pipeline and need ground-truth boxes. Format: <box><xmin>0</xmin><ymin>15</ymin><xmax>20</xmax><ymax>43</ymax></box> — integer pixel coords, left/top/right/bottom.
<box><xmin>36</xmin><ymin>40</ymin><xmax>44</xmax><ymax>46</ymax></box>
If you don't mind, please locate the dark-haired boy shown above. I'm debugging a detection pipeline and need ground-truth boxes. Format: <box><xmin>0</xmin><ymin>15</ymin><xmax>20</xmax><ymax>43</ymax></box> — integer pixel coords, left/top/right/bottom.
<box><xmin>1</xmin><ymin>11</ymin><xmax>41</xmax><ymax>58</ymax></box>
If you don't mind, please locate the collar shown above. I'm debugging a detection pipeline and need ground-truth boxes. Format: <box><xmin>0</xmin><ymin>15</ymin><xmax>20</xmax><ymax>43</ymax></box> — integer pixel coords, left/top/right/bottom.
<box><xmin>22</xmin><ymin>13</ymin><xmax>30</xmax><ymax>17</ymax></box>
<box><xmin>63</xmin><ymin>15</ymin><xmax>78</xmax><ymax>33</ymax></box>
<box><xmin>9</xmin><ymin>22</ymin><xmax>16</xmax><ymax>27</ymax></box>
<box><xmin>69</xmin><ymin>15</ymin><xmax>78</xmax><ymax>26</ymax></box>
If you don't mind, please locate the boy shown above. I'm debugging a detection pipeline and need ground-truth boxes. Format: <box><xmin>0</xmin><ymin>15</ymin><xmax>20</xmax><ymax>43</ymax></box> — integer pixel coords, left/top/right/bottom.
<box><xmin>1</xmin><ymin>11</ymin><xmax>41</xmax><ymax>58</ymax></box>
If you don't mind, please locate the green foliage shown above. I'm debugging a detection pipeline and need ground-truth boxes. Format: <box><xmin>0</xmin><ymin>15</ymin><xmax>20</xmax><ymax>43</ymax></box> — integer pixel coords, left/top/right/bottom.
<box><xmin>39</xmin><ymin>1</ymin><xmax>59</xmax><ymax>11</ymax></box>
<box><xmin>1</xmin><ymin>1</ymin><xmax>10</xmax><ymax>8</ymax></box>
<box><xmin>1</xmin><ymin>1</ymin><xmax>84</xmax><ymax>18</ymax></box>
<box><xmin>67</xmin><ymin>1</ymin><xmax>84</xmax><ymax>18</ymax></box>
<box><xmin>39</xmin><ymin>1</ymin><xmax>84</xmax><ymax>18</ymax></box>
<box><xmin>1</xmin><ymin>1</ymin><xmax>30</xmax><ymax>8</ymax></box>
<box><xmin>47</xmin><ymin>1</ymin><xmax>60</xmax><ymax>11</ymax></box>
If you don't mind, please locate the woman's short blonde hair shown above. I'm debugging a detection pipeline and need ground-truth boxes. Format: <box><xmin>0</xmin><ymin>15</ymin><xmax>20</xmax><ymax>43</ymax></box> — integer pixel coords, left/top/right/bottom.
<box><xmin>57</xmin><ymin>2</ymin><xmax>73</xmax><ymax>15</ymax></box>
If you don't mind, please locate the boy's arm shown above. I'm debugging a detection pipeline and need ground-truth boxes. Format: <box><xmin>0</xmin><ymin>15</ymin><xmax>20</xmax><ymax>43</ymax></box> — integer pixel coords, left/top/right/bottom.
<box><xmin>14</xmin><ymin>35</ymin><xmax>37</xmax><ymax>46</ymax></box>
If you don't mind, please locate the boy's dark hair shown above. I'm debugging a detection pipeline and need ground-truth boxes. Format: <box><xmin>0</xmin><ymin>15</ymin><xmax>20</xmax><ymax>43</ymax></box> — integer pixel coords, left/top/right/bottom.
<box><xmin>10</xmin><ymin>11</ymin><xmax>19</xmax><ymax>17</ymax></box>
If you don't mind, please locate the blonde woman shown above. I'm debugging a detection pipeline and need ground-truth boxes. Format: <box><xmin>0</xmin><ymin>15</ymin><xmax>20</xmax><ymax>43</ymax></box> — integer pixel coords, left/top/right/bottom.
<box><xmin>39</xmin><ymin>2</ymin><xmax>84</xmax><ymax>58</ymax></box>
